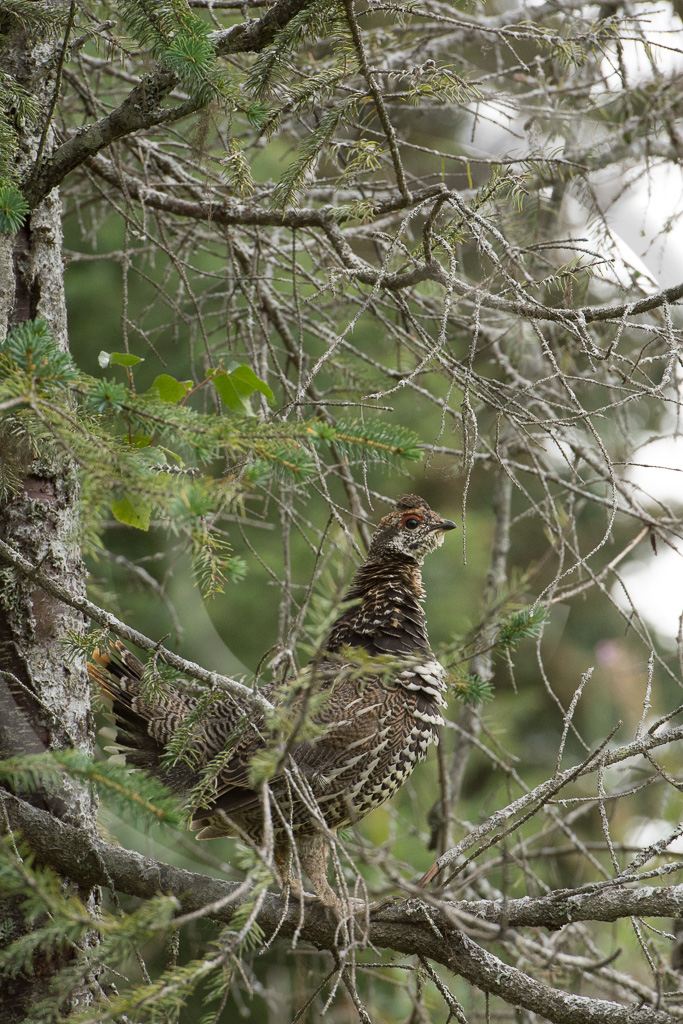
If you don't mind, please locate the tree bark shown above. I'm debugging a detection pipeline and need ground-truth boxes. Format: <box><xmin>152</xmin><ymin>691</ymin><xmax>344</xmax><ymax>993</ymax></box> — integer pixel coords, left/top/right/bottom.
<box><xmin>0</xmin><ymin>7</ymin><xmax>97</xmax><ymax>1020</ymax></box>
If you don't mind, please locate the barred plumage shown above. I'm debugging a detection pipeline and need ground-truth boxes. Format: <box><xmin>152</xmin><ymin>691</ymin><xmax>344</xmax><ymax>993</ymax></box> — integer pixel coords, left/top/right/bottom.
<box><xmin>89</xmin><ymin>495</ymin><xmax>456</xmax><ymax>915</ymax></box>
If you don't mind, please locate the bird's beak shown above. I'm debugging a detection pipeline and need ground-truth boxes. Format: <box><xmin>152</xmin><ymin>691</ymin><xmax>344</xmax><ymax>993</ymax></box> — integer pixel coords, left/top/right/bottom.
<box><xmin>433</xmin><ymin>518</ymin><xmax>457</xmax><ymax>532</ymax></box>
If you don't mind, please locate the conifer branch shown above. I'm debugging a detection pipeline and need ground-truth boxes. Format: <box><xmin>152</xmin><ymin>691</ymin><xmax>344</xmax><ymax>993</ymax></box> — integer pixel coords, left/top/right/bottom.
<box><xmin>213</xmin><ymin>0</ymin><xmax>316</xmax><ymax>56</ymax></box>
<box><xmin>87</xmin><ymin>153</ymin><xmax>446</xmax><ymax>230</ymax></box>
<box><xmin>342</xmin><ymin>0</ymin><xmax>409</xmax><ymax>201</ymax></box>
<box><xmin>24</xmin><ymin>66</ymin><xmax>184</xmax><ymax>206</ymax></box>
<box><xmin>24</xmin><ymin>0</ymin><xmax>320</xmax><ymax>207</ymax></box>
<box><xmin>3</xmin><ymin>792</ymin><xmax>682</xmax><ymax>1024</ymax></box>
<box><xmin>0</xmin><ymin>537</ymin><xmax>274</xmax><ymax>714</ymax></box>
<box><xmin>83</xmin><ymin>154</ymin><xmax>683</xmax><ymax>322</ymax></box>
<box><xmin>423</xmin><ymin>721</ymin><xmax>683</xmax><ymax>880</ymax></box>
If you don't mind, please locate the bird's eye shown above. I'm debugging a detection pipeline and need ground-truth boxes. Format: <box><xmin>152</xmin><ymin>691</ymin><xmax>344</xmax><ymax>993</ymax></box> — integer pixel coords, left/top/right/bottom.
<box><xmin>403</xmin><ymin>516</ymin><xmax>420</xmax><ymax>530</ymax></box>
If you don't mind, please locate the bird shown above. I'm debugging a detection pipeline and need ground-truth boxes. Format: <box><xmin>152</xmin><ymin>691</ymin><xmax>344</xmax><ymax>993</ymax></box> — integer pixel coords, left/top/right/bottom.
<box><xmin>89</xmin><ymin>494</ymin><xmax>456</xmax><ymax>915</ymax></box>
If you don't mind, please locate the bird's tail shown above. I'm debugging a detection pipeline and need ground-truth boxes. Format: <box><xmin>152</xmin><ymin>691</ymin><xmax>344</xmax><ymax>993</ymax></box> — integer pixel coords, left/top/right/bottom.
<box><xmin>88</xmin><ymin>640</ymin><xmax>146</xmax><ymax>702</ymax></box>
<box><xmin>89</xmin><ymin>640</ymin><xmax>150</xmax><ymax>746</ymax></box>
<box><xmin>88</xmin><ymin>640</ymin><xmax>189</xmax><ymax>781</ymax></box>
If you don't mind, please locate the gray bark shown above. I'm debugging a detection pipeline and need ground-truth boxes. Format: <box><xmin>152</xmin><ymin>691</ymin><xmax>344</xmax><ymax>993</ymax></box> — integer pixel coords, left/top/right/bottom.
<box><xmin>0</xmin><ymin>7</ymin><xmax>97</xmax><ymax>1021</ymax></box>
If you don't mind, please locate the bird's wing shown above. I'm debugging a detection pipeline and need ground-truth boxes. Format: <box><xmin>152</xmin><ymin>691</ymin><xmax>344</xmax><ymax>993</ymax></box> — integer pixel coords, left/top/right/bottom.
<box><xmin>190</xmin><ymin>669</ymin><xmax>386</xmax><ymax>828</ymax></box>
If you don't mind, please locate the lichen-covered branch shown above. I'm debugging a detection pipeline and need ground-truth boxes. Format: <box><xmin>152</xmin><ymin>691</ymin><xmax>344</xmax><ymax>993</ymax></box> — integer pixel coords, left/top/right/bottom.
<box><xmin>2</xmin><ymin>793</ymin><xmax>681</xmax><ymax>1024</ymax></box>
<box><xmin>0</xmin><ymin>537</ymin><xmax>274</xmax><ymax>714</ymax></box>
<box><xmin>81</xmin><ymin>156</ymin><xmax>683</xmax><ymax>324</ymax></box>
<box><xmin>25</xmin><ymin>0</ymin><xmax>319</xmax><ymax>206</ymax></box>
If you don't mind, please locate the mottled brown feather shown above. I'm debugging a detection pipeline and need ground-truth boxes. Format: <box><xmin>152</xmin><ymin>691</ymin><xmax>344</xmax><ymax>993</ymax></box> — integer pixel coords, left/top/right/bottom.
<box><xmin>89</xmin><ymin>494</ymin><xmax>455</xmax><ymax>913</ymax></box>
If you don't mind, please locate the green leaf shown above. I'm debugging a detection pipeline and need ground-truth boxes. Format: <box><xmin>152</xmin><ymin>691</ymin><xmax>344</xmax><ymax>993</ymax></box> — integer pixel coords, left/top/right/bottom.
<box><xmin>229</xmin><ymin>364</ymin><xmax>274</xmax><ymax>403</ymax></box>
<box><xmin>111</xmin><ymin>495</ymin><xmax>152</xmax><ymax>531</ymax></box>
<box><xmin>152</xmin><ymin>373</ymin><xmax>191</xmax><ymax>403</ymax></box>
<box><xmin>98</xmin><ymin>350</ymin><xmax>144</xmax><ymax>368</ymax></box>
<box><xmin>213</xmin><ymin>365</ymin><xmax>274</xmax><ymax>415</ymax></box>
<box><xmin>130</xmin><ymin>432</ymin><xmax>152</xmax><ymax>449</ymax></box>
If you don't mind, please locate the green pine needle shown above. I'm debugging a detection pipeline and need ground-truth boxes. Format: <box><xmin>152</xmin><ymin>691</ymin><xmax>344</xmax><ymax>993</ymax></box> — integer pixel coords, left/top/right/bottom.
<box><xmin>116</xmin><ymin>0</ymin><xmax>225</xmax><ymax>103</ymax></box>
<box><xmin>272</xmin><ymin>100</ymin><xmax>356</xmax><ymax>207</ymax></box>
<box><xmin>0</xmin><ymin>750</ymin><xmax>182</xmax><ymax>827</ymax></box>
<box><xmin>451</xmin><ymin>673</ymin><xmax>495</xmax><ymax>706</ymax></box>
<box><xmin>309</xmin><ymin>419</ymin><xmax>421</xmax><ymax>464</ymax></box>
<box><xmin>496</xmin><ymin>606</ymin><xmax>548</xmax><ymax>650</ymax></box>
<box><xmin>0</xmin><ymin>184</ymin><xmax>30</xmax><ymax>233</ymax></box>
<box><xmin>0</xmin><ymin>318</ymin><xmax>77</xmax><ymax>386</ymax></box>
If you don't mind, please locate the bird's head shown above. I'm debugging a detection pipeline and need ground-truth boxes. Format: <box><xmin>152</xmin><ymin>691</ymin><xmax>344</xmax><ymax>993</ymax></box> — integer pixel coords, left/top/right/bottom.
<box><xmin>367</xmin><ymin>494</ymin><xmax>456</xmax><ymax>564</ymax></box>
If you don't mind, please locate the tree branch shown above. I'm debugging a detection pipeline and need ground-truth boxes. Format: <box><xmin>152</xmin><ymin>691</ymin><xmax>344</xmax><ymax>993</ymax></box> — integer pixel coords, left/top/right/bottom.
<box><xmin>2</xmin><ymin>792</ymin><xmax>680</xmax><ymax>1024</ymax></box>
<box><xmin>84</xmin><ymin>155</ymin><xmax>683</xmax><ymax>323</ymax></box>
<box><xmin>456</xmin><ymin>886</ymin><xmax>683</xmax><ymax>929</ymax></box>
<box><xmin>343</xmin><ymin>0</ymin><xmax>409</xmax><ymax>200</ymax></box>
<box><xmin>24</xmin><ymin>67</ymin><xmax>182</xmax><ymax>206</ymax></box>
<box><xmin>25</xmin><ymin>0</ymin><xmax>318</xmax><ymax>206</ymax></box>
<box><xmin>0</xmin><ymin>537</ymin><xmax>274</xmax><ymax>714</ymax></box>
<box><xmin>213</xmin><ymin>0</ymin><xmax>315</xmax><ymax>55</ymax></box>
<box><xmin>425</xmin><ymin>722</ymin><xmax>683</xmax><ymax>878</ymax></box>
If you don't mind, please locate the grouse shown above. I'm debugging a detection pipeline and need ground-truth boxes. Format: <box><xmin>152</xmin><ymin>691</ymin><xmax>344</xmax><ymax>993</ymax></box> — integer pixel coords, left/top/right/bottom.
<box><xmin>89</xmin><ymin>495</ymin><xmax>456</xmax><ymax>914</ymax></box>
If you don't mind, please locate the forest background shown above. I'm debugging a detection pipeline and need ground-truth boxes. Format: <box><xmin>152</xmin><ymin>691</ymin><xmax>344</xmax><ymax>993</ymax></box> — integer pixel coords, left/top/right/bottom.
<box><xmin>1</xmin><ymin>0</ymin><xmax>683</xmax><ymax>1021</ymax></box>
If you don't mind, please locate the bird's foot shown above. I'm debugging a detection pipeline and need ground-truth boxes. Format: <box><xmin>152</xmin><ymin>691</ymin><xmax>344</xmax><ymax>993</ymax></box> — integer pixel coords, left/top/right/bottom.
<box><xmin>366</xmin><ymin>894</ymin><xmax>403</xmax><ymax>913</ymax></box>
<box><xmin>316</xmin><ymin>892</ymin><xmax>368</xmax><ymax>926</ymax></box>
<box><xmin>281</xmin><ymin>881</ymin><xmax>316</xmax><ymax>907</ymax></box>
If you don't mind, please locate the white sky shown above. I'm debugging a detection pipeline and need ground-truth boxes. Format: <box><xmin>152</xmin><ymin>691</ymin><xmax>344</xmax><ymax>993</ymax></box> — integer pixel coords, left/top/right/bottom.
<box><xmin>616</xmin><ymin>437</ymin><xmax>683</xmax><ymax>643</ymax></box>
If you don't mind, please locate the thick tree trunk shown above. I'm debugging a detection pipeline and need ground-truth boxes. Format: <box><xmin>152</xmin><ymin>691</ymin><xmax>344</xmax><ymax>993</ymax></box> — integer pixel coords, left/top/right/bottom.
<box><xmin>0</xmin><ymin>8</ymin><xmax>98</xmax><ymax>1021</ymax></box>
